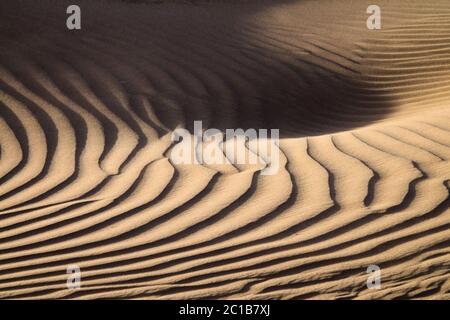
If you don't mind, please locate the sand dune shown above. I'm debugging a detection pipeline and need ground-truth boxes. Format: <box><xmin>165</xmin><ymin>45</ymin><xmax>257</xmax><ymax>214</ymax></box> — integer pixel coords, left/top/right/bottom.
<box><xmin>0</xmin><ymin>0</ymin><xmax>449</xmax><ymax>299</ymax></box>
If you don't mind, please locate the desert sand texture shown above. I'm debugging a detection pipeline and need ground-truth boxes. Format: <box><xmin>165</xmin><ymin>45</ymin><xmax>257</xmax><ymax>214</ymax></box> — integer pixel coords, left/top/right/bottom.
<box><xmin>0</xmin><ymin>0</ymin><xmax>450</xmax><ymax>299</ymax></box>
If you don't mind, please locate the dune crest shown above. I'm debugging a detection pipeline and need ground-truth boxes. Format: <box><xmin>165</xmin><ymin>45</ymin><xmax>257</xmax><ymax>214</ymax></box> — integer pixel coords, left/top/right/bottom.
<box><xmin>0</xmin><ymin>0</ymin><xmax>449</xmax><ymax>299</ymax></box>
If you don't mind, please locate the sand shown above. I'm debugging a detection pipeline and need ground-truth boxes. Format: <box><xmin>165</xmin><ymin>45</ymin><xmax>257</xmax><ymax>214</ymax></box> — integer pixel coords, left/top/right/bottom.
<box><xmin>0</xmin><ymin>0</ymin><xmax>449</xmax><ymax>299</ymax></box>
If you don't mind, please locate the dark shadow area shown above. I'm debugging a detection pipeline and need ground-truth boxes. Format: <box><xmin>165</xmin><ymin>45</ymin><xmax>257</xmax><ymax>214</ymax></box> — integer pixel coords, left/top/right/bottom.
<box><xmin>0</xmin><ymin>0</ymin><xmax>397</xmax><ymax>139</ymax></box>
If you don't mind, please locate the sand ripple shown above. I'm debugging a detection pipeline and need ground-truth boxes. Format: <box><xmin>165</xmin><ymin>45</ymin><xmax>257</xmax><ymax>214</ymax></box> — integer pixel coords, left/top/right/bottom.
<box><xmin>0</xmin><ymin>0</ymin><xmax>449</xmax><ymax>299</ymax></box>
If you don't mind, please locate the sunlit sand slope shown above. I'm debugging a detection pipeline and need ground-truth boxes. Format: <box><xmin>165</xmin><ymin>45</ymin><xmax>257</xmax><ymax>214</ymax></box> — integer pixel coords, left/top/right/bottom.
<box><xmin>0</xmin><ymin>0</ymin><xmax>449</xmax><ymax>299</ymax></box>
